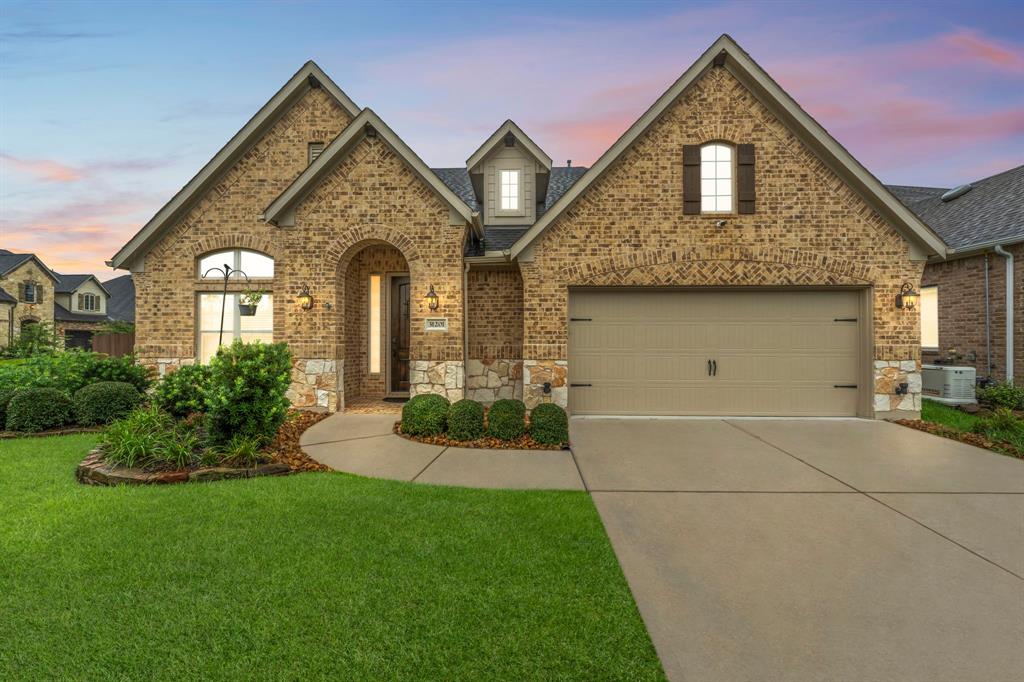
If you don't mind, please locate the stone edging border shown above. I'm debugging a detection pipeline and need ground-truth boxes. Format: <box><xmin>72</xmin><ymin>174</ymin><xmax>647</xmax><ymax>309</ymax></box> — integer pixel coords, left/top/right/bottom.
<box><xmin>76</xmin><ymin>448</ymin><xmax>292</xmax><ymax>486</ymax></box>
<box><xmin>1</xmin><ymin>426</ymin><xmax>104</xmax><ymax>440</ymax></box>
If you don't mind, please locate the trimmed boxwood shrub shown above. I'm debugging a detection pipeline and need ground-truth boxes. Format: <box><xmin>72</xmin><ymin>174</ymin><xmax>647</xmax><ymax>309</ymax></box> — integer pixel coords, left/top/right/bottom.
<box><xmin>73</xmin><ymin>381</ymin><xmax>143</xmax><ymax>426</ymax></box>
<box><xmin>447</xmin><ymin>399</ymin><xmax>484</xmax><ymax>441</ymax></box>
<box><xmin>401</xmin><ymin>394</ymin><xmax>450</xmax><ymax>437</ymax></box>
<box><xmin>487</xmin><ymin>398</ymin><xmax>526</xmax><ymax>441</ymax></box>
<box><xmin>529</xmin><ymin>402</ymin><xmax>569</xmax><ymax>446</ymax></box>
<box><xmin>205</xmin><ymin>340</ymin><xmax>293</xmax><ymax>446</ymax></box>
<box><xmin>5</xmin><ymin>387</ymin><xmax>73</xmax><ymax>432</ymax></box>
<box><xmin>153</xmin><ymin>364</ymin><xmax>212</xmax><ymax>418</ymax></box>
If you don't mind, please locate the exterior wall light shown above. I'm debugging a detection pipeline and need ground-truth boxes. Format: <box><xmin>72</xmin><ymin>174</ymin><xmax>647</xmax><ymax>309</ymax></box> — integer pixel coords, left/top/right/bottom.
<box><xmin>296</xmin><ymin>283</ymin><xmax>313</xmax><ymax>310</ymax></box>
<box><xmin>425</xmin><ymin>284</ymin><xmax>439</xmax><ymax>311</ymax></box>
<box><xmin>895</xmin><ymin>282</ymin><xmax>919</xmax><ymax>311</ymax></box>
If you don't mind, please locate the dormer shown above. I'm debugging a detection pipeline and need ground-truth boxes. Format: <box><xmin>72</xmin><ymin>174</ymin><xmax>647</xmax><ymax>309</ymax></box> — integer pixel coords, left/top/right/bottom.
<box><xmin>466</xmin><ymin>120</ymin><xmax>553</xmax><ymax>226</ymax></box>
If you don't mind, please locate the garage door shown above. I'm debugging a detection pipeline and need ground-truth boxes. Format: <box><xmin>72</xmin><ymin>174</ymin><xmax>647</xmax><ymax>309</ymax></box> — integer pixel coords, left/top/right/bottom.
<box><xmin>568</xmin><ymin>289</ymin><xmax>862</xmax><ymax>416</ymax></box>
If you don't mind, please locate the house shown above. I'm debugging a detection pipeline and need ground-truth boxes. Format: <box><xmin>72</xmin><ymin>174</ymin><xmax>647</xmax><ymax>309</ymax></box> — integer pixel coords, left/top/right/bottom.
<box><xmin>889</xmin><ymin>165</ymin><xmax>1023</xmax><ymax>384</ymax></box>
<box><xmin>0</xmin><ymin>249</ymin><xmax>134</xmax><ymax>350</ymax></box>
<box><xmin>108</xmin><ymin>35</ymin><xmax>947</xmax><ymax>419</ymax></box>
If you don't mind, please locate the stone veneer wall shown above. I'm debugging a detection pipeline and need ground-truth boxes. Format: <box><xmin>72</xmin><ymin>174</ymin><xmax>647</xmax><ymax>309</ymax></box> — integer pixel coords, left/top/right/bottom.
<box><xmin>519</xmin><ymin>65</ymin><xmax>928</xmax><ymax>418</ymax></box>
<box><xmin>466</xmin><ymin>358</ymin><xmax>522</xmax><ymax>404</ymax></box>
<box><xmin>522</xmin><ymin>360</ymin><xmax>567</xmax><ymax>409</ymax></box>
<box><xmin>465</xmin><ymin>267</ymin><xmax>524</xmax><ymax>405</ymax></box>
<box><xmin>409</xmin><ymin>360</ymin><xmax>464</xmax><ymax>402</ymax></box>
<box><xmin>0</xmin><ymin>259</ymin><xmax>56</xmax><ymax>339</ymax></box>
<box><xmin>874</xmin><ymin>360</ymin><xmax>922</xmax><ymax>414</ymax></box>
<box><xmin>288</xmin><ymin>358</ymin><xmax>341</xmax><ymax>411</ymax></box>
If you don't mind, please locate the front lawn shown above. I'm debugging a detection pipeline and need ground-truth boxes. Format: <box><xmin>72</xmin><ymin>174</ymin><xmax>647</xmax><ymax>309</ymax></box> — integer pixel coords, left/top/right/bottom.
<box><xmin>0</xmin><ymin>435</ymin><xmax>664</xmax><ymax>681</ymax></box>
<box><xmin>921</xmin><ymin>398</ymin><xmax>981</xmax><ymax>432</ymax></box>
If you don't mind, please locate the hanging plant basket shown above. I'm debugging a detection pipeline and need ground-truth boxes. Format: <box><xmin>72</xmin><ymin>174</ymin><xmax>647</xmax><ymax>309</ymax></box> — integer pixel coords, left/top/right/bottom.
<box><xmin>238</xmin><ymin>303</ymin><xmax>257</xmax><ymax>316</ymax></box>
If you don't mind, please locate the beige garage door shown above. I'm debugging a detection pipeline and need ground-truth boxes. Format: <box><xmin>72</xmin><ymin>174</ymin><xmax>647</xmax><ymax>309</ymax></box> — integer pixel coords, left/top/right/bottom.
<box><xmin>568</xmin><ymin>289</ymin><xmax>863</xmax><ymax>416</ymax></box>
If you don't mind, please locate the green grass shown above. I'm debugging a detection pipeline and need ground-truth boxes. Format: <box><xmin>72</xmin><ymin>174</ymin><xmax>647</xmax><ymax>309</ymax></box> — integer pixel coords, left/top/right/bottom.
<box><xmin>921</xmin><ymin>398</ymin><xmax>981</xmax><ymax>432</ymax></box>
<box><xmin>0</xmin><ymin>435</ymin><xmax>664</xmax><ymax>681</ymax></box>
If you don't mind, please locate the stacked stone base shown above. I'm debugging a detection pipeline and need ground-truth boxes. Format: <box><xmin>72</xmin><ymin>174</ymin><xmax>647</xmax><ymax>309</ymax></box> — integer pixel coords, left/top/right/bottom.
<box><xmin>76</xmin><ymin>449</ymin><xmax>290</xmax><ymax>486</ymax></box>
<box><xmin>409</xmin><ymin>360</ymin><xmax>464</xmax><ymax>402</ymax></box>
<box><xmin>523</xmin><ymin>360</ymin><xmax>568</xmax><ymax>410</ymax></box>
<box><xmin>874</xmin><ymin>359</ymin><xmax>923</xmax><ymax>416</ymax></box>
<box><xmin>466</xmin><ymin>358</ymin><xmax>523</xmax><ymax>404</ymax></box>
<box><xmin>287</xmin><ymin>358</ymin><xmax>341</xmax><ymax>411</ymax></box>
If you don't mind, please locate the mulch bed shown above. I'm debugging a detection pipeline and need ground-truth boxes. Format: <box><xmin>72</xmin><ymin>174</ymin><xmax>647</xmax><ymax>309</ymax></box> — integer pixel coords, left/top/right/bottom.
<box><xmin>267</xmin><ymin>410</ymin><xmax>332</xmax><ymax>472</ymax></box>
<box><xmin>892</xmin><ymin>419</ymin><xmax>1023</xmax><ymax>459</ymax></box>
<box><xmin>393</xmin><ymin>421</ymin><xmax>565</xmax><ymax>450</ymax></box>
<box><xmin>1</xmin><ymin>426</ymin><xmax>104</xmax><ymax>440</ymax></box>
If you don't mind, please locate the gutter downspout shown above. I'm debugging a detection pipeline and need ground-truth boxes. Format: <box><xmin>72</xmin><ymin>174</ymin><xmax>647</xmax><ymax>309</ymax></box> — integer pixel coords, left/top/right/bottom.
<box><xmin>984</xmin><ymin>253</ymin><xmax>992</xmax><ymax>376</ymax></box>
<box><xmin>993</xmin><ymin>244</ymin><xmax>1014</xmax><ymax>383</ymax></box>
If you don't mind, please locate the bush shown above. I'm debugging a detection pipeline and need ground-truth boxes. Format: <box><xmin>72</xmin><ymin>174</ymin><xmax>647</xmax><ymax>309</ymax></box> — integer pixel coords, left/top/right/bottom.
<box><xmin>213</xmin><ymin>433</ymin><xmax>268</xmax><ymax>468</ymax></box>
<box><xmin>5</xmin><ymin>387</ymin><xmax>73</xmax><ymax>432</ymax></box>
<box><xmin>487</xmin><ymin>399</ymin><xmax>526</xmax><ymax>441</ymax></box>
<box><xmin>972</xmin><ymin>408</ymin><xmax>1024</xmax><ymax>450</ymax></box>
<box><xmin>401</xmin><ymin>394</ymin><xmax>450</xmax><ymax>437</ymax></box>
<box><xmin>977</xmin><ymin>381</ymin><xmax>1024</xmax><ymax>411</ymax></box>
<box><xmin>447</xmin><ymin>399</ymin><xmax>484</xmax><ymax>441</ymax></box>
<box><xmin>73</xmin><ymin>381</ymin><xmax>143</xmax><ymax>426</ymax></box>
<box><xmin>0</xmin><ymin>351</ymin><xmax>153</xmax><ymax>397</ymax></box>
<box><xmin>3</xmin><ymin>321</ymin><xmax>60</xmax><ymax>358</ymax></box>
<box><xmin>529</xmin><ymin>403</ymin><xmax>569</xmax><ymax>445</ymax></box>
<box><xmin>0</xmin><ymin>385</ymin><xmax>16</xmax><ymax>428</ymax></box>
<box><xmin>205</xmin><ymin>341</ymin><xmax>292</xmax><ymax>446</ymax></box>
<box><xmin>100</xmin><ymin>406</ymin><xmax>199</xmax><ymax>470</ymax></box>
<box><xmin>153</xmin><ymin>364</ymin><xmax>212</xmax><ymax>418</ymax></box>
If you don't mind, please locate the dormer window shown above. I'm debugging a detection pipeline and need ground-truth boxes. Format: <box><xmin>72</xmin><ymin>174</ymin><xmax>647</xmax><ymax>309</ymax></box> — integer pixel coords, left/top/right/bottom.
<box><xmin>500</xmin><ymin>169</ymin><xmax>520</xmax><ymax>211</ymax></box>
<box><xmin>80</xmin><ymin>293</ymin><xmax>100</xmax><ymax>311</ymax></box>
<box><xmin>700</xmin><ymin>143</ymin><xmax>734</xmax><ymax>213</ymax></box>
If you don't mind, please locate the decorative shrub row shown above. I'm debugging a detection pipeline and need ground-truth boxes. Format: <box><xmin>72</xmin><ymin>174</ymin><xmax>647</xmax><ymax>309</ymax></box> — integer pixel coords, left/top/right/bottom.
<box><xmin>0</xmin><ymin>350</ymin><xmax>153</xmax><ymax>396</ymax></box>
<box><xmin>400</xmin><ymin>395</ymin><xmax>569</xmax><ymax>445</ymax></box>
<box><xmin>4</xmin><ymin>381</ymin><xmax>142</xmax><ymax>432</ymax></box>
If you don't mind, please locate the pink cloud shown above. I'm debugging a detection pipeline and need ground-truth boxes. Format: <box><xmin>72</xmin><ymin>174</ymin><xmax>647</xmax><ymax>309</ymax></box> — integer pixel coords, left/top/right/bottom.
<box><xmin>1</xmin><ymin>153</ymin><xmax>82</xmax><ymax>182</ymax></box>
<box><xmin>941</xmin><ymin>28</ymin><xmax>1024</xmax><ymax>73</ymax></box>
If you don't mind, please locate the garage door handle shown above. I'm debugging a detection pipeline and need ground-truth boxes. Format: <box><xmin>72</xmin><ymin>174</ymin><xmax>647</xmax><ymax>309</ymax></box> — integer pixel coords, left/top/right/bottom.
<box><xmin>833</xmin><ymin>318</ymin><xmax>857</xmax><ymax>322</ymax></box>
<box><xmin>707</xmin><ymin>360</ymin><xmax>712</xmax><ymax>376</ymax></box>
<box><xmin>570</xmin><ymin>383</ymin><xmax>592</xmax><ymax>387</ymax></box>
<box><xmin>712</xmin><ymin>360</ymin><xmax>717</xmax><ymax>376</ymax></box>
<box><xmin>569</xmin><ymin>317</ymin><xmax>592</xmax><ymax>322</ymax></box>
<box><xmin>833</xmin><ymin>384</ymin><xmax>858</xmax><ymax>388</ymax></box>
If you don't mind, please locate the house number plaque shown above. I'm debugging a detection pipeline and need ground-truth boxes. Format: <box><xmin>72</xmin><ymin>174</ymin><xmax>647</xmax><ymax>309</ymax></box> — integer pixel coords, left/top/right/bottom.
<box><xmin>424</xmin><ymin>317</ymin><xmax>448</xmax><ymax>332</ymax></box>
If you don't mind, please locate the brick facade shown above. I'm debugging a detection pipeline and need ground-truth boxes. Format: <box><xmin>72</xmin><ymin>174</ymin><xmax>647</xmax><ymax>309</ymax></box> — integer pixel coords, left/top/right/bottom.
<box><xmin>922</xmin><ymin>244</ymin><xmax>1023</xmax><ymax>381</ymax></box>
<box><xmin>519</xmin><ymin>66</ymin><xmax>926</xmax><ymax>415</ymax></box>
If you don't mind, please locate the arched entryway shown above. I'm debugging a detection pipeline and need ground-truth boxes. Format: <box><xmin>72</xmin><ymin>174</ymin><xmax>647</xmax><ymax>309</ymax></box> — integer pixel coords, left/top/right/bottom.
<box><xmin>340</xmin><ymin>241</ymin><xmax>411</xmax><ymax>407</ymax></box>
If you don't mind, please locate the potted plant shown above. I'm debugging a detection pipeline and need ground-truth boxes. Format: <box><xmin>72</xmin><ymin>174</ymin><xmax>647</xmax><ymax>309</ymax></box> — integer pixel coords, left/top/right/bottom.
<box><xmin>238</xmin><ymin>289</ymin><xmax>264</xmax><ymax>316</ymax></box>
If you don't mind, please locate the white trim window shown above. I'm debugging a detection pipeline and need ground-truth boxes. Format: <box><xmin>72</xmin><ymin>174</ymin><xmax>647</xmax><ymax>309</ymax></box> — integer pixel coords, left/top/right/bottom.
<box><xmin>81</xmin><ymin>293</ymin><xmax>100</xmax><ymax>311</ymax></box>
<box><xmin>199</xmin><ymin>249</ymin><xmax>274</xmax><ymax>279</ymax></box>
<box><xmin>197</xmin><ymin>293</ymin><xmax>273</xmax><ymax>364</ymax></box>
<box><xmin>500</xmin><ymin>169</ymin><xmax>520</xmax><ymax>211</ymax></box>
<box><xmin>369</xmin><ymin>275</ymin><xmax>381</xmax><ymax>374</ymax></box>
<box><xmin>920</xmin><ymin>285</ymin><xmax>938</xmax><ymax>350</ymax></box>
<box><xmin>700</xmin><ymin>143</ymin><xmax>734</xmax><ymax>213</ymax></box>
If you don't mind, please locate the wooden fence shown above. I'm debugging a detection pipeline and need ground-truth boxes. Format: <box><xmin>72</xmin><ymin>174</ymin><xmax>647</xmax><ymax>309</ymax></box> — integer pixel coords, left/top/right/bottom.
<box><xmin>92</xmin><ymin>332</ymin><xmax>135</xmax><ymax>357</ymax></box>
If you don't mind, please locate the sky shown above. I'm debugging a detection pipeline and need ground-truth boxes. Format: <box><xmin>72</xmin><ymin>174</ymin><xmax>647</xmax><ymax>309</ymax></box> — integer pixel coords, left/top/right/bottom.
<box><xmin>1</xmin><ymin>0</ymin><xmax>1022</xmax><ymax>278</ymax></box>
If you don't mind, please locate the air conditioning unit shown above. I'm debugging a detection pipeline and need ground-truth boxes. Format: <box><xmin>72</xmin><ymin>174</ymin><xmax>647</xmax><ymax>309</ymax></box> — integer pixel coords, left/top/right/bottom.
<box><xmin>921</xmin><ymin>364</ymin><xmax>977</xmax><ymax>406</ymax></box>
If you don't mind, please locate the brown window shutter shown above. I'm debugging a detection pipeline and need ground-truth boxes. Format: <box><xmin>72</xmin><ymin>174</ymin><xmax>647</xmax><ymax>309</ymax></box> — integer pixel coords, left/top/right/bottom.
<box><xmin>36</xmin><ymin>284</ymin><xmax>43</xmax><ymax>304</ymax></box>
<box><xmin>78</xmin><ymin>293</ymin><xmax>84</xmax><ymax>310</ymax></box>
<box><xmin>683</xmin><ymin>145</ymin><xmax>701</xmax><ymax>214</ymax></box>
<box><xmin>18</xmin><ymin>283</ymin><xmax>25</xmax><ymax>301</ymax></box>
<box><xmin>737</xmin><ymin>144</ymin><xmax>755</xmax><ymax>214</ymax></box>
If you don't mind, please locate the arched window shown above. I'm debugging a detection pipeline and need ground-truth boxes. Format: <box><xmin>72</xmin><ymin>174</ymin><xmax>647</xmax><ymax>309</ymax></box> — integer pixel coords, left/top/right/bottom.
<box><xmin>700</xmin><ymin>143</ymin><xmax>734</xmax><ymax>213</ymax></box>
<box><xmin>198</xmin><ymin>248</ymin><xmax>274</xmax><ymax>279</ymax></box>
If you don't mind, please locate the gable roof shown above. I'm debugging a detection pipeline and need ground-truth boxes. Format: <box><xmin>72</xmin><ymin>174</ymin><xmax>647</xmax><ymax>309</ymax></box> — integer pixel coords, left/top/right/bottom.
<box><xmin>103</xmin><ymin>274</ymin><xmax>136</xmax><ymax>322</ymax></box>
<box><xmin>0</xmin><ymin>250</ymin><xmax>60</xmax><ymax>281</ymax></box>
<box><xmin>509</xmin><ymin>34</ymin><xmax>947</xmax><ymax>260</ymax></box>
<box><xmin>465</xmin><ymin>120</ymin><xmax>553</xmax><ymax>172</ymax></box>
<box><xmin>437</xmin><ymin>165</ymin><xmax>589</xmax><ymax>225</ymax></box>
<box><xmin>52</xmin><ymin>272</ymin><xmax>110</xmax><ymax>296</ymax></box>
<box><xmin>887</xmin><ymin>165</ymin><xmax>1024</xmax><ymax>252</ymax></box>
<box><xmin>263</xmin><ymin>108</ymin><xmax>478</xmax><ymax>233</ymax></box>
<box><xmin>109</xmin><ymin>61</ymin><xmax>360</xmax><ymax>270</ymax></box>
<box><xmin>0</xmin><ymin>287</ymin><xmax>15</xmax><ymax>304</ymax></box>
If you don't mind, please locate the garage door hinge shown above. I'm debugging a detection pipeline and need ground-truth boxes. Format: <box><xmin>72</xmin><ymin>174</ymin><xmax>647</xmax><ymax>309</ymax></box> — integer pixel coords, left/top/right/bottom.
<box><xmin>833</xmin><ymin>384</ymin><xmax>858</xmax><ymax>388</ymax></box>
<box><xmin>569</xmin><ymin>317</ymin><xmax>592</xmax><ymax>322</ymax></box>
<box><xmin>570</xmin><ymin>383</ymin><xmax>592</xmax><ymax>387</ymax></box>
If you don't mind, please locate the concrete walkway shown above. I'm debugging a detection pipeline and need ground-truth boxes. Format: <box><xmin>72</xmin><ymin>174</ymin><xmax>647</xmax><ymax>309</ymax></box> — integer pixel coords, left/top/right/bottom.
<box><xmin>300</xmin><ymin>413</ymin><xmax>583</xmax><ymax>490</ymax></box>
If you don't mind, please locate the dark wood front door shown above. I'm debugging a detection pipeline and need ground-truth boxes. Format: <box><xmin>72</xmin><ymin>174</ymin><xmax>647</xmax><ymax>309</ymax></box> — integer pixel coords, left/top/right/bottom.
<box><xmin>390</xmin><ymin>276</ymin><xmax>411</xmax><ymax>392</ymax></box>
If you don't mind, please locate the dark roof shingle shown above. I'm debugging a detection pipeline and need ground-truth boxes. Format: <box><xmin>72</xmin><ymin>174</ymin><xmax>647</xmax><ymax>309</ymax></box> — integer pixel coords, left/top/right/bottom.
<box><xmin>103</xmin><ymin>274</ymin><xmax>135</xmax><ymax>322</ymax></box>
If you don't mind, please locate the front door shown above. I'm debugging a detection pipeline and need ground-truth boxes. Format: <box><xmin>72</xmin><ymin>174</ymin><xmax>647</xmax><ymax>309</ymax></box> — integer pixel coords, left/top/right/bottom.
<box><xmin>390</xmin><ymin>276</ymin><xmax>411</xmax><ymax>393</ymax></box>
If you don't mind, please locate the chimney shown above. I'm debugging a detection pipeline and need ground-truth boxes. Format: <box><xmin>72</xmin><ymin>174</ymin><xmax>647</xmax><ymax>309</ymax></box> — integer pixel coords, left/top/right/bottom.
<box><xmin>566</xmin><ymin>159</ymin><xmax>572</xmax><ymax>167</ymax></box>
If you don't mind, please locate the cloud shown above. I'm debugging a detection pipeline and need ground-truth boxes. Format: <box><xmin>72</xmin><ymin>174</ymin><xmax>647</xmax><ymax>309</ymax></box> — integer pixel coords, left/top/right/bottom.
<box><xmin>941</xmin><ymin>28</ymin><xmax>1024</xmax><ymax>73</ymax></box>
<box><xmin>1</xmin><ymin>153</ymin><xmax>82</xmax><ymax>182</ymax></box>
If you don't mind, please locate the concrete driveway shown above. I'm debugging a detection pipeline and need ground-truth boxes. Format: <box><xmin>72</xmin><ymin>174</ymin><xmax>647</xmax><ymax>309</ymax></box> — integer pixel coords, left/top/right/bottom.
<box><xmin>571</xmin><ymin>418</ymin><xmax>1024</xmax><ymax>682</ymax></box>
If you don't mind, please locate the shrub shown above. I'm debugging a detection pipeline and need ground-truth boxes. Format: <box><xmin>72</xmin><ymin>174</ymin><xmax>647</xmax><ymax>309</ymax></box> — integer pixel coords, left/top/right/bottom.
<box><xmin>3</xmin><ymin>321</ymin><xmax>60</xmax><ymax>358</ymax></box>
<box><xmin>972</xmin><ymin>408</ymin><xmax>1024</xmax><ymax>450</ymax></box>
<box><xmin>153</xmin><ymin>364</ymin><xmax>212</xmax><ymax>418</ymax></box>
<box><xmin>100</xmin><ymin>406</ymin><xmax>199</xmax><ymax>470</ymax></box>
<box><xmin>447</xmin><ymin>399</ymin><xmax>484</xmax><ymax>441</ymax></box>
<box><xmin>5</xmin><ymin>387</ymin><xmax>73</xmax><ymax>432</ymax></box>
<box><xmin>529</xmin><ymin>403</ymin><xmax>569</xmax><ymax>445</ymax></box>
<box><xmin>87</xmin><ymin>354</ymin><xmax>153</xmax><ymax>393</ymax></box>
<box><xmin>977</xmin><ymin>381</ymin><xmax>1024</xmax><ymax>411</ymax></box>
<box><xmin>401</xmin><ymin>394</ymin><xmax>450</xmax><ymax>436</ymax></box>
<box><xmin>213</xmin><ymin>433</ymin><xmax>268</xmax><ymax>468</ymax></box>
<box><xmin>0</xmin><ymin>351</ymin><xmax>153</xmax><ymax>396</ymax></box>
<box><xmin>0</xmin><ymin>385</ymin><xmax>16</xmax><ymax>428</ymax></box>
<box><xmin>205</xmin><ymin>340</ymin><xmax>292</xmax><ymax>446</ymax></box>
<box><xmin>487</xmin><ymin>399</ymin><xmax>526</xmax><ymax>441</ymax></box>
<box><xmin>73</xmin><ymin>381</ymin><xmax>143</xmax><ymax>426</ymax></box>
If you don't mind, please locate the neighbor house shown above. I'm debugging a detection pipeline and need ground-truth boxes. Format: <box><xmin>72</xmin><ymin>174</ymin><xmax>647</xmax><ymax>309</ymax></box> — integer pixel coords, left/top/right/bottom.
<box><xmin>889</xmin><ymin>165</ymin><xmax>1023</xmax><ymax>384</ymax></box>
<box><xmin>0</xmin><ymin>249</ymin><xmax>134</xmax><ymax>350</ymax></box>
<box><xmin>108</xmin><ymin>35</ymin><xmax>947</xmax><ymax>419</ymax></box>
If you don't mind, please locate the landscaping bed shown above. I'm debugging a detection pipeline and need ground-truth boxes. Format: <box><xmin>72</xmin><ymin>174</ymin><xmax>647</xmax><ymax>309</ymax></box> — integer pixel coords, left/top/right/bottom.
<box><xmin>397</xmin><ymin>394</ymin><xmax>569</xmax><ymax>449</ymax></box>
<box><xmin>892</xmin><ymin>398</ymin><xmax>1024</xmax><ymax>459</ymax></box>
<box><xmin>394</xmin><ymin>421</ymin><xmax>564</xmax><ymax>450</ymax></box>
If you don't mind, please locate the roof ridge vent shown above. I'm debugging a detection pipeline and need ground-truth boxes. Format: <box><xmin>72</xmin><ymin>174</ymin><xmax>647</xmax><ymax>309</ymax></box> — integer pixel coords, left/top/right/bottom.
<box><xmin>941</xmin><ymin>184</ymin><xmax>973</xmax><ymax>202</ymax></box>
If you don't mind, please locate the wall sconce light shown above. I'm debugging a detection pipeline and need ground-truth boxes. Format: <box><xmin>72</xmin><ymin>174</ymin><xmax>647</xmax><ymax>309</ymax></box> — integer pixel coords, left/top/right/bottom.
<box><xmin>895</xmin><ymin>282</ymin><xmax>919</xmax><ymax>311</ymax></box>
<box><xmin>296</xmin><ymin>283</ymin><xmax>313</xmax><ymax>310</ymax></box>
<box><xmin>425</xmin><ymin>284</ymin><xmax>439</xmax><ymax>311</ymax></box>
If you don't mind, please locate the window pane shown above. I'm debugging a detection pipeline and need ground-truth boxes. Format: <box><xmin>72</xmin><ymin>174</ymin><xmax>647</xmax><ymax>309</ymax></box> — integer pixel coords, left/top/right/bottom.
<box><xmin>239</xmin><ymin>332</ymin><xmax>273</xmax><ymax>345</ymax></box>
<box><xmin>369</xmin><ymin>275</ymin><xmax>381</xmax><ymax>374</ymax></box>
<box><xmin>240</xmin><ymin>294</ymin><xmax>273</xmax><ymax>331</ymax></box>
<box><xmin>701</xmin><ymin>178</ymin><xmax>716</xmax><ymax>196</ymax></box>
<box><xmin>701</xmin><ymin>145</ymin><xmax>716</xmax><ymax>161</ymax></box>
<box><xmin>199</xmin><ymin>332</ymin><xmax>222</xmax><ymax>364</ymax></box>
<box><xmin>715</xmin><ymin>145</ymin><xmax>731</xmax><ymax>162</ymax></box>
<box><xmin>199</xmin><ymin>251</ymin><xmax>233</xmax><ymax>279</ymax></box>
<box><xmin>199</xmin><ymin>294</ymin><xmax>227</xmax><ymax>332</ymax></box>
<box><xmin>716</xmin><ymin>179</ymin><xmax>731</xmax><ymax>196</ymax></box>
<box><xmin>239</xmin><ymin>250</ymin><xmax>274</xmax><ymax>278</ymax></box>
<box><xmin>716</xmin><ymin>160</ymin><xmax>731</xmax><ymax>178</ymax></box>
<box><xmin>920</xmin><ymin>286</ymin><xmax>938</xmax><ymax>348</ymax></box>
<box><xmin>716</xmin><ymin>196</ymin><xmax>732</xmax><ymax>212</ymax></box>
<box><xmin>701</xmin><ymin>161</ymin><xmax>716</xmax><ymax>179</ymax></box>
<box><xmin>701</xmin><ymin>197</ymin><xmax>717</xmax><ymax>212</ymax></box>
